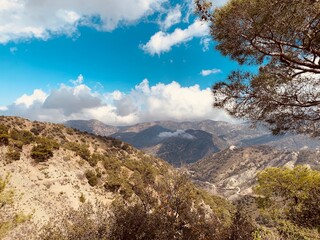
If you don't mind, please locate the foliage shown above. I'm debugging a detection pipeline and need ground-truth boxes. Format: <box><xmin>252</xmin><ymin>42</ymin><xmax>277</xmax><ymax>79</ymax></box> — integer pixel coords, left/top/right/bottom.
<box><xmin>64</xmin><ymin>142</ymin><xmax>91</xmax><ymax>161</ymax></box>
<box><xmin>36</xmin><ymin>137</ymin><xmax>59</xmax><ymax>150</ymax></box>
<box><xmin>30</xmin><ymin>124</ymin><xmax>46</xmax><ymax>136</ymax></box>
<box><xmin>254</xmin><ymin>166</ymin><xmax>320</xmax><ymax>238</ymax></box>
<box><xmin>0</xmin><ymin>124</ymin><xmax>9</xmax><ymax>146</ymax></box>
<box><xmin>196</xmin><ymin>0</ymin><xmax>320</xmax><ymax>136</ymax></box>
<box><xmin>108</xmin><ymin>174</ymin><xmax>233</xmax><ymax>240</ymax></box>
<box><xmin>102</xmin><ymin>155</ymin><xmax>121</xmax><ymax>173</ymax></box>
<box><xmin>10</xmin><ymin>129</ymin><xmax>35</xmax><ymax>145</ymax></box>
<box><xmin>0</xmin><ymin>175</ymin><xmax>22</xmax><ymax>239</ymax></box>
<box><xmin>6</xmin><ymin>147</ymin><xmax>21</xmax><ymax>161</ymax></box>
<box><xmin>0</xmin><ymin>175</ymin><xmax>13</xmax><ymax>208</ymax></box>
<box><xmin>0</xmin><ymin>124</ymin><xmax>8</xmax><ymax>135</ymax></box>
<box><xmin>88</xmin><ymin>153</ymin><xmax>105</xmax><ymax>167</ymax></box>
<box><xmin>124</xmin><ymin>159</ymin><xmax>157</xmax><ymax>185</ymax></box>
<box><xmin>0</xmin><ymin>134</ymin><xmax>9</xmax><ymax>146</ymax></box>
<box><xmin>31</xmin><ymin>144</ymin><xmax>54</xmax><ymax>163</ymax></box>
<box><xmin>30</xmin><ymin>137</ymin><xmax>59</xmax><ymax>162</ymax></box>
<box><xmin>39</xmin><ymin>203</ymin><xmax>109</xmax><ymax>240</ymax></box>
<box><xmin>85</xmin><ymin>170</ymin><xmax>99</xmax><ymax>187</ymax></box>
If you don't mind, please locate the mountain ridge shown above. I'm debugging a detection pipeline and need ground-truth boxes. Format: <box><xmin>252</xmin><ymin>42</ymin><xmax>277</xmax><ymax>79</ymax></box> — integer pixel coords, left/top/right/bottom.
<box><xmin>65</xmin><ymin>119</ymin><xmax>320</xmax><ymax>166</ymax></box>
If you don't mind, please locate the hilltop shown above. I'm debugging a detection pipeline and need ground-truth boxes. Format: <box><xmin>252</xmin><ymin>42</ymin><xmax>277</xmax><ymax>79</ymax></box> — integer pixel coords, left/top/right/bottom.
<box><xmin>0</xmin><ymin>116</ymin><xmax>233</xmax><ymax>239</ymax></box>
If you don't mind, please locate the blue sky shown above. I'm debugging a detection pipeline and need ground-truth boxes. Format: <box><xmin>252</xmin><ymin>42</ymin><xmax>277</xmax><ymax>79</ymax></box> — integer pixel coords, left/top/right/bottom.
<box><xmin>0</xmin><ymin>0</ymin><xmax>253</xmax><ymax>125</ymax></box>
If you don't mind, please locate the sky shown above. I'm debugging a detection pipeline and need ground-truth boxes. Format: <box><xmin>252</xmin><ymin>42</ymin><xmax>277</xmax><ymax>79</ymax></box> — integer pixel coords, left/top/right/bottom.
<box><xmin>0</xmin><ymin>0</ymin><xmax>253</xmax><ymax>126</ymax></box>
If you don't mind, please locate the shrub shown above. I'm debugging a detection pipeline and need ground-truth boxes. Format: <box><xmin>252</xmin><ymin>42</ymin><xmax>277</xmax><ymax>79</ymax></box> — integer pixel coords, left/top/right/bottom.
<box><xmin>39</xmin><ymin>203</ymin><xmax>109</xmax><ymax>240</ymax></box>
<box><xmin>64</xmin><ymin>142</ymin><xmax>90</xmax><ymax>160</ymax></box>
<box><xmin>79</xmin><ymin>193</ymin><xmax>86</xmax><ymax>203</ymax></box>
<box><xmin>31</xmin><ymin>145</ymin><xmax>53</xmax><ymax>163</ymax></box>
<box><xmin>10</xmin><ymin>129</ymin><xmax>34</xmax><ymax>145</ymax></box>
<box><xmin>102</xmin><ymin>156</ymin><xmax>121</xmax><ymax>174</ymax></box>
<box><xmin>85</xmin><ymin>170</ymin><xmax>98</xmax><ymax>187</ymax></box>
<box><xmin>88</xmin><ymin>153</ymin><xmax>105</xmax><ymax>167</ymax></box>
<box><xmin>255</xmin><ymin>165</ymin><xmax>320</xmax><ymax>228</ymax></box>
<box><xmin>0</xmin><ymin>134</ymin><xmax>9</xmax><ymax>146</ymax></box>
<box><xmin>6</xmin><ymin>147</ymin><xmax>21</xmax><ymax>161</ymax></box>
<box><xmin>30</xmin><ymin>124</ymin><xmax>45</xmax><ymax>136</ymax></box>
<box><xmin>36</xmin><ymin>137</ymin><xmax>59</xmax><ymax>150</ymax></box>
<box><xmin>104</xmin><ymin>175</ymin><xmax>123</xmax><ymax>193</ymax></box>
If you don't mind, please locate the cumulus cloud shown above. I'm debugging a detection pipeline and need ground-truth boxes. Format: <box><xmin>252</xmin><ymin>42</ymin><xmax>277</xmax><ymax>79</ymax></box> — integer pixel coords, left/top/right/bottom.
<box><xmin>0</xmin><ymin>76</ymin><xmax>234</xmax><ymax>125</ymax></box>
<box><xmin>141</xmin><ymin>19</ymin><xmax>209</xmax><ymax>55</ymax></box>
<box><xmin>15</xmin><ymin>89</ymin><xmax>47</xmax><ymax>108</ymax></box>
<box><xmin>158</xmin><ymin>129</ymin><xmax>195</xmax><ymax>139</ymax></box>
<box><xmin>0</xmin><ymin>0</ymin><xmax>166</xmax><ymax>43</ymax></box>
<box><xmin>159</xmin><ymin>5</ymin><xmax>182</xmax><ymax>30</ymax></box>
<box><xmin>43</xmin><ymin>84</ymin><xmax>102</xmax><ymax>116</ymax></box>
<box><xmin>200</xmin><ymin>69</ymin><xmax>222</xmax><ymax>76</ymax></box>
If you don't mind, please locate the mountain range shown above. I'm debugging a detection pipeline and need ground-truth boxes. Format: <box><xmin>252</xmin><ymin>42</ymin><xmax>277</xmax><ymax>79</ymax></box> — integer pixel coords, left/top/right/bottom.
<box><xmin>65</xmin><ymin>119</ymin><xmax>320</xmax><ymax>166</ymax></box>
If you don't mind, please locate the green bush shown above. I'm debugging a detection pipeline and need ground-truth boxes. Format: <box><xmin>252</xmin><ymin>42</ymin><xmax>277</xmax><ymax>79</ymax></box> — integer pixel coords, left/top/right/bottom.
<box><xmin>6</xmin><ymin>147</ymin><xmax>21</xmax><ymax>161</ymax></box>
<box><xmin>0</xmin><ymin>124</ymin><xmax>8</xmax><ymax>135</ymax></box>
<box><xmin>10</xmin><ymin>129</ymin><xmax>35</xmax><ymax>145</ymax></box>
<box><xmin>36</xmin><ymin>137</ymin><xmax>59</xmax><ymax>150</ymax></box>
<box><xmin>85</xmin><ymin>170</ymin><xmax>98</xmax><ymax>187</ymax></box>
<box><xmin>104</xmin><ymin>175</ymin><xmax>123</xmax><ymax>193</ymax></box>
<box><xmin>30</xmin><ymin>124</ymin><xmax>45</xmax><ymax>136</ymax></box>
<box><xmin>64</xmin><ymin>142</ymin><xmax>90</xmax><ymax>160</ymax></box>
<box><xmin>31</xmin><ymin>145</ymin><xmax>53</xmax><ymax>163</ymax></box>
<box><xmin>255</xmin><ymin>165</ymin><xmax>320</xmax><ymax>228</ymax></box>
<box><xmin>88</xmin><ymin>153</ymin><xmax>105</xmax><ymax>167</ymax></box>
<box><xmin>0</xmin><ymin>134</ymin><xmax>9</xmax><ymax>146</ymax></box>
<box><xmin>102</xmin><ymin>156</ymin><xmax>121</xmax><ymax>174</ymax></box>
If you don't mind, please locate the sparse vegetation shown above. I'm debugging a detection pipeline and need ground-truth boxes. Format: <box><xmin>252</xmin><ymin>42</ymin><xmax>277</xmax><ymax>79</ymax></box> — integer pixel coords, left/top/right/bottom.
<box><xmin>6</xmin><ymin>147</ymin><xmax>21</xmax><ymax>161</ymax></box>
<box><xmin>64</xmin><ymin>142</ymin><xmax>91</xmax><ymax>161</ymax></box>
<box><xmin>85</xmin><ymin>170</ymin><xmax>98</xmax><ymax>187</ymax></box>
<box><xmin>31</xmin><ymin>144</ymin><xmax>54</xmax><ymax>163</ymax></box>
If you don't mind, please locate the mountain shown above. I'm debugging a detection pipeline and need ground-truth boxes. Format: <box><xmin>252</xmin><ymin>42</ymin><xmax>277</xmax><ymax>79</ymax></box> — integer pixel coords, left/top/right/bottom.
<box><xmin>189</xmin><ymin>145</ymin><xmax>320</xmax><ymax>200</ymax></box>
<box><xmin>65</xmin><ymin>119</ymin><xmax>320</xmax><ymax>166</ymax></box>
<box><xmin>0</xmin><ymin>116</ymin><xmax>235</xmax><ymax>239</ymax></box>
<box><xmin>65</xmin><ymin>119</ymin><xmax>119</xmax><ymax>136</ymax></box>
<box><xmin>113</xmin><ymin>126</ymin><xmax>220</xmax><ymax>166</ymax></box>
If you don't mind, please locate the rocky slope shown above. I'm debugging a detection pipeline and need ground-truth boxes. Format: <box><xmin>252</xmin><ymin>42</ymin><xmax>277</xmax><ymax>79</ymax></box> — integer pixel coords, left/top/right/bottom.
<box><xmin>189</xmin><ymin>145</ymin><xmax>320</xmax><ymax>199</ymax></box>
<box><xmin>0</xmin><ymin>116</ymin><xmax>174</xmax><ymax>238</ymax></box>
<box><xmin>0</xmin><ymin>116</ymin><xmax>237</xmax><ymax>239</ymax></box>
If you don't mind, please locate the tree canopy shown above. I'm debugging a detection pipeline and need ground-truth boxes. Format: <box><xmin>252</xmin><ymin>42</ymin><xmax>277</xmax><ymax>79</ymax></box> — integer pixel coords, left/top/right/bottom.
<box><xmin>196</xmin><ymin>0</ymin><xmax>320</xmax><ymax>136</ymax></box>
<box><xmin>255</xmin><ymin>166</ymin><xmax>320</xmax><ymax>228</ymax></box>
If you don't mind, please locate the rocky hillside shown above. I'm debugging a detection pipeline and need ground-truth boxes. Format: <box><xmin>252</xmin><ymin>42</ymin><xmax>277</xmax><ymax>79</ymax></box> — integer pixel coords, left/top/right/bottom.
<box><xmin>189</xmin><ymin>145</ymin><xmax>320</xmax><ymax>200</ymax></box>
<box><xmin>0</xmin><ymin>116</ymin><xmax>234</xmax><ymax>239</ymax></box>
<box><xmin>66</xmin><ymin>119</ymin><xmax>320</xmax><ymax>166</ymax></box>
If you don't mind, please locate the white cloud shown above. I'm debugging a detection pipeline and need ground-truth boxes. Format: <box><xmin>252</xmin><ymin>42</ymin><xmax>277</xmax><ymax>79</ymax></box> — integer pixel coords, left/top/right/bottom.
<box><xmin>159</xmin><ymin>129</ymin><xmax>195</xmax><ymax>139</ymax></box>
<box><xmin>70</xmin><ymin>74</ymin><xmax>84</xmax><ymax>86</ymax></box>
<box><xmin>43</xmin><ymin>83</ymin><xmax>102</xmax><ymax>116</ymax></box>
<box><xmin>200</xmin><ymin>37</ymin><xmax>211</xmax><ymax>52</ymax></box>
<box><xmin>1</xmin><ymin>76</ymin><xmax>235</xmax><ymax>125</ymax></box>
<box><xmin>160</xmin><ymin>5</ymin><xmax>181</xmax><ymax>30</ymax></box>
<box><xmin>15</xmin><ymin>89</ymin><xmax>47</xmax><ymax>108</ymax></box>
<box><xmin>142</xmin><ymin>19</ymin><xmax>209</xmax><ymax>55</ymax></box>
<box><xmin>200</xmin><ymin>69</ymin><xmax>222</xmax><ymax>76</ymax></box>
<box><xmin>0</xmin><ymin>0</ymin><xmax>166</xmax><ymax>43</ymax></box>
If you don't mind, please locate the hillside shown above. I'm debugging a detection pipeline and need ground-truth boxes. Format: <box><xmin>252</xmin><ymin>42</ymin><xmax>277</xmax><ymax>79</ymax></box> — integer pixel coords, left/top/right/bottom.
<box><xmin>66</xmin><ymin>119</ymin><xmax>320</xmax><ymax>166</ymax></box>
<box><xmin>189</xmin><ymin>145</ymin><xmax>320</xmax><ymax>199</ymax></box>
<box><xmin>0</xmin><ymin>116</ymin><xmax>233</xmax><ymax>239</ymax></box>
